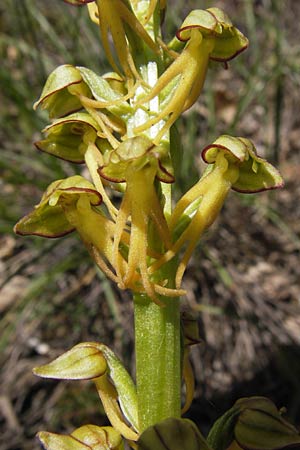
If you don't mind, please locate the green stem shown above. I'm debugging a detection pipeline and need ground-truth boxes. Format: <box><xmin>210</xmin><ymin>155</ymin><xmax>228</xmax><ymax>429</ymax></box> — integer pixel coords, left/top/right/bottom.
<box><xmin>134</xmin><ymin>293</ymin><xmax>181</xmax><ymax>432</ymax></box>
<box><xmin>129</xmin><ymin>0</ymin><xmax>181</xmax><ymax>432</ymax></box>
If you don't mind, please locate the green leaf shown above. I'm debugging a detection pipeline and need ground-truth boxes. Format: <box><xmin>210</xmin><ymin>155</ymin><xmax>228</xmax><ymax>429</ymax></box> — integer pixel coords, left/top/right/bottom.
<box><xmin>202</xmin><ymin>135</ymin><xmax>284</xmax><ymax>193</ymax></box>
<box><xmin>35</xmin><ymin>112</ymin><xmax>99</xmax><ymax>163</ymax></box>
<box><xmin>138</xmin><ymin>418</ymin><xmax>212</xmax><ymax>450</ymax></box>
<box><xmin>207</xmin><ymin>397</ymin><xmax>300</xmax><ymax>450</ymax></box>
<box><xmin>34</xmin><ymin>65</ymin><xmax>91</xmax><ymax>118</ymax></box>
<box><xmin>207</xmin><ymin>405</ymin><xmax>241</xmax><ymax>450</ymax></box>
<box><xmin>234</xmin><ymin>397</ymin><xmax>300</xmax><ymax>450</ymax></box>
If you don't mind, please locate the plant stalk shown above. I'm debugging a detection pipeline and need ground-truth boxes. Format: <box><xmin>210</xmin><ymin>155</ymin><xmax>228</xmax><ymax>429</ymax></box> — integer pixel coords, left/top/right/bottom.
<box><xmin>134</xmin><ymin>293</ymin><xmax>181</xmax><ymax>432</ymax></box>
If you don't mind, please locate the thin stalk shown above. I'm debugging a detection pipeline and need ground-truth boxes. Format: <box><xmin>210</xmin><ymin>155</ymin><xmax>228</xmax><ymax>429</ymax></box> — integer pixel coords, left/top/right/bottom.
<box><xmin>134</xmin><ymin>293</ymin><xmax>181</xmax><ymax>431</ymax></box>
<box><xmin>127</xmin><ymin>0</ymin><xmax>182</xmax><ymax>431</ymax></box>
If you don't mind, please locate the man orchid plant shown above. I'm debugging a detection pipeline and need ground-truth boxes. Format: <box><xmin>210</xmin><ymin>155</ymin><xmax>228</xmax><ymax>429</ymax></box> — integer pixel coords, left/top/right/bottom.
<box><xmin>15</xmin><ymin>1</ymin><xmax>300</xmax><ymax>449</ymax></box>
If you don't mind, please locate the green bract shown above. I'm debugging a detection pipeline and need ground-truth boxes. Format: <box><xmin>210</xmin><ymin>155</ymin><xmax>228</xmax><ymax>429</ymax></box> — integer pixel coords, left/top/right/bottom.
<box><xmin>202</xmin><ymin>135</ymin><xmax>284</xmax><ymax>192</ymax></box>
<box><xmin>14</xmin><ymin>176</ymin><xmax>101</xmax><ymax>237</ymax></box>
<box><xmin>78</xmin><ymin>67</ymin><xmax>133</xmax><ymax>117</ymax></box>
<box><xmin>35</xmin><ymin>112</ymin><xmax>99</xmax><ymax>163</ymax></box>
<box><xmin>34</xmin><ymin>64</ymin><xmax>91</xmax><ymax>118</ymax></box>
<box><xmin>34</xmin><ymin>342</ymin><xmax>139</xmax><ymax>440</ymax></box>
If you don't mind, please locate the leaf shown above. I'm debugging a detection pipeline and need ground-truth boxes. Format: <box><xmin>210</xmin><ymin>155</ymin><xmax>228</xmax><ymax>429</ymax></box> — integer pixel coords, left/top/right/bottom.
<box><xmin>138</xmin><ymin>418</ymin><xmax>212</xmax><ymax>450</ymax></box>
<box><xmin>234</xmin><ymin>397</ymin><xmax>300</xmax><ymax>450</ymax></box>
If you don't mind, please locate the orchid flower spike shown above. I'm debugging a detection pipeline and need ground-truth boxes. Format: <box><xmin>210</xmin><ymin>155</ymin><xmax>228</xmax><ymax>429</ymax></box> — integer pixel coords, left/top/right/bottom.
<box><xmin>13</xmin><ymin>176</ymin><xmax>122</xmax><ymax>284</ymax></box>
<box><xmin>90</xmin><ymin>0</ymin><xmax>159</xmax><ymax>85</ymax></box>
<box><xmin>99</xmin><ymin>136</ymin><xmax>185</xmax><ymax>304</ymax></box>
<box><xmin>149</xmin><ymin>136</ymin><xmax>283</xmax><ymax>290</ymax></box>
<box><xmin>134</xmin><ymin>8</ymin><xmax>248</xmax><ymax>144</ymax></box>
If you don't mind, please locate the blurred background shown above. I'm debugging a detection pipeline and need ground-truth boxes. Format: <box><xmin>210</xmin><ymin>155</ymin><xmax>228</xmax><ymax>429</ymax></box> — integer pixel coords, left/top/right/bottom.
<box><xmin>1</xmin><ymin>0</ymin><xmax>300</xmax><ymax>449</ymax></box>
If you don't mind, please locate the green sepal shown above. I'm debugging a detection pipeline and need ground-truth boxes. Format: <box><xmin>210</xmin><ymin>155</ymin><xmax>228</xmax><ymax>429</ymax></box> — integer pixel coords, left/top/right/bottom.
<box><xmin>99</xmin><ymin>136</ymin><xmax>174</xmax><ymax>183</ymax></box>
<box><xmin>35</xmin><ymin>112</ymin><xmax>99</xmax><ymax>163</ymax></box>
<box><xmin>14</xmin><ymin>176</ymin><xmax>101</xmax><ymax>238</ymax></box>
<box><xmin>78</xmin><ymin>66</ymin><xmax>133</xmax><ymax>117</ymax></box>
<box><xmin>202</xmin><ymin>135</ymin><xmax>284</xmax><ymax>193</ymax></box>
<box><xmin>176</xmin><ymin>8</ymin><xmax>248</xmax><ymax>62</ymax></box>
<box><xmin>234</xmin><ymin>397</ymin><xmax>300</xmax><ymax>450</ymax></box>
<box><xmin>34</xmin><ymin>65</ymin><xmax>91</xmax><ymax>118</ymax></box>
<box><xmin>138</xmin><ymin>417</ymin><xmax>212</xmax><ymax>450</ymax></box>
<box><xmin>38</xmin><ymin>425</ymin><xmax>124</xmax><ymax>450</ymax></box>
